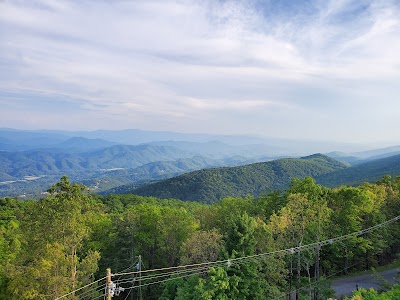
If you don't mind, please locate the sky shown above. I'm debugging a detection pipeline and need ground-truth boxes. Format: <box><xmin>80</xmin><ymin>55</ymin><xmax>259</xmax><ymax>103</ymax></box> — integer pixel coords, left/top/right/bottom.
<box><xmin>0</xmin><ymin>0</ymin><xmax>400</xmax><ymax>145</ymax></box>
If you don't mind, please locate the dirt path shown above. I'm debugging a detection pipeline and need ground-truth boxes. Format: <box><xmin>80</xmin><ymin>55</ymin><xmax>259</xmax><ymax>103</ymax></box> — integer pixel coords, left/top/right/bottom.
<box><xmin>331</xmin><ymin>267</ymin><xmax>400</xmax><ymax>298</ymax></box>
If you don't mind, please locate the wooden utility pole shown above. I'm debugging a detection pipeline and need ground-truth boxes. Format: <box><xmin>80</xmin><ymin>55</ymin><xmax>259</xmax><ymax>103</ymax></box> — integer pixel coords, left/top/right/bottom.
<box><xmin>138</xmin><ymin>255</ymin><xmax>143</xmax><ymax>300</ymax></box>
<box><xmin>106</xmin><ymin>268</ymin><xmax>112</xmax><ymax>300</ymax></box>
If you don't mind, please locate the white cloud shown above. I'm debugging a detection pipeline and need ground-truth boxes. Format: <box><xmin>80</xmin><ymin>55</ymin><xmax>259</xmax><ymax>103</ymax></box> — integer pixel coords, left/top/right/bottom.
<box><xmin>0</xmin><ymin>0</ymin><xmax>400</xmax><ymax>143</ymax></box>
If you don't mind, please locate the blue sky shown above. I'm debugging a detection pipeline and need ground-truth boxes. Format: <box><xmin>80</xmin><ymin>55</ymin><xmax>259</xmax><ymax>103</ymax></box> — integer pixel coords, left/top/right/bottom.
<box><xmin>0</xmin><ymin>0</ymin><xmax>400</xmax><ymax>144</ymax></box>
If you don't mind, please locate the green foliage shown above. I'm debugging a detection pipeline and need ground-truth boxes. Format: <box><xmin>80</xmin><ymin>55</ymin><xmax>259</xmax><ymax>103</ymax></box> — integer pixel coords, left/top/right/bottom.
<box><xmin>317</xmin><ymin>154</ymin><xmax>400</xmax><ymax>187</ymax></box>
<box><xmin>180</xmin><ymin>229</ymin><xmax>224</xmax><ymax>265</ymax></box>
<box><xmin>0</xmin><ymin>145</ymin><xmax>222</xmax><ymax>198</ymax></box>
<box><xmin>133</xmin><ymin>154</ymin><xmax>347</xmax><ymax>203</ymax></box>
<box><xmin>1</xmin><ymin>175</ymin><xmax>400</xmax><ymax>299</ymax></box>
<box><xmin>0</xmin><ymin>198</ymin><xmax>21</xmax><ymax>298</ymax></box>
<box><xmin>5</xmin><ymin>176</ymin><xmax>101</xmax><ymax>299</ymax></box>
<box><xmin>344</xmin><ymin>284</ymin><xmax>400</xmax><ymax>300</ymax></box>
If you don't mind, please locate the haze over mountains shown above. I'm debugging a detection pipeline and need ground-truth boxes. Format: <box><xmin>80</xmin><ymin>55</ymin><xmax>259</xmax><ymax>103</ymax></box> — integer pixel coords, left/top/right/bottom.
<box><xmin>1</xmin><ymin>128</ymin><xmax>400</xmax><ymax>199</ymax></box>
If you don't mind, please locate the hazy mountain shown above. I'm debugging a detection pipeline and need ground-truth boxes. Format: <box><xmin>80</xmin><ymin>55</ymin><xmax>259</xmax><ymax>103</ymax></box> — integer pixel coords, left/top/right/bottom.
<box><xmin>316</xmin><ymin>154</ymin><xmax>400</xmax><ymax>187</ymax></box>
<box><xmin>351</xmin><ymin>145</ymin><xmax>400</xmax><ymax>159</ymax></box>
<box><xmin>130</xmin><ymin>154</ymin><xmax>348</xmax><ymax>203</ymax></box>
<box><xmin>326</xmin><ymin>145</ymin><xmax>400</xmax><ymax>165</ymax></box>
<box><xmin>146</xmin><ymin>140</ymin><xmax>283</xmax><ymax>159</ymax></box>
<box><xmin>0</xmin><ymin>128</ymin><xmax>69</xmax><ymax>151</ymax></box>
<box><xmin>0</xmin><ymin>144</ymin><xmax>194</xmax><ymax>179</ymax></box>
<box><xmin>1</xmin><ymin>128</ymin><xmax>369</xmax><ymax>154</ymax></box>
<box><xmin>0</xmin><ymin>143</ymin><xmax>268</xmax><ymax>197</ymax></box>
<box><xmin>2</xmin><ymin>128</ymin><xmax>400</xmax><ymax>200</ymax></box>
<box><xmin>53</xmin><ymin>137</ymin><xmax>116</xmax><ymax>153</ymax></box>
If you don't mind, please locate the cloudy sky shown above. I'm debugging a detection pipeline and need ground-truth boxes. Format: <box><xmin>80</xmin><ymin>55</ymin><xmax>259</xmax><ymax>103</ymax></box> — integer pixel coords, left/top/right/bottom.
<box><xmin>1</xmin><ymin>0</ymin><xmax>399</xmax><ymax>144</ymax></box>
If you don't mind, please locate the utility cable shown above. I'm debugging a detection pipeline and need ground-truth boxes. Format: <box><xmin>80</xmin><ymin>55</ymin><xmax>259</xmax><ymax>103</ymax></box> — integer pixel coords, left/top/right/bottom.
<box><xmin>274</xmin><ymin>260</ymin><xmax>364</xmax><ymax>300</ymax></box>
<box><xmin>76</xmin><ymin>283</ymin><xmax>107</xmax><ymax>300</ymax></box>
<box><xmin>122</xmin><ymin>268</ymin><xmax>210</xmax><ymax>292</ymax></box>
<box><xmin>55</xmin><ymin>215</ymin><xmax>400</xmax><ymax>299</ymax></box>
<box><xmin>115</xmin><ymin>215</ymin><xmax>399</xmax><ymax>278</ymax></box>
<box><xmin>54</xmin><ymin>276</ymin><xmax>107</xmax><ymax>300</ymax></box>
<box><xmin>114</xmin><ymin>215</ymin><xmax>400</xmax><ymax>290</ymax></box>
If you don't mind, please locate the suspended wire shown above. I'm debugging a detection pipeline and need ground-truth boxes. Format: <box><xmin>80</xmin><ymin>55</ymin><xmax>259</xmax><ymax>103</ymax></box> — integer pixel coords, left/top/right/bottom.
<box><xmin>113</xmin><ymin>254</ymin><xmax>266</xmax><ymax>287</ymax></box>
<box><xmin>55</xmin><ymin>215</ymin><xmax>400</xmax><ymax>299</ymax></box>
<box><xmin>86</xmin><ymin>215</ymin><xmax>400</xmax><ymax>297</ymax></box>
<box><xmin>122</xmin><ymin>285</ymin><xmax>133</xmax><ymax>300</ymax></box>
<box><xmin>114</xmin><ymin>264</ymin><xmax>214</xmax><ymax>286</ymax></box>
<box><xmin>116</xmin><ymin>257</ymin><xmax>140</xmax><ymax>277</ymax></box>
<box><xmin>113</xmin><ymin>215</ymin><xmax>400</xmax><ymax>290</ymax></box>
<box><xmin>114</xmin><ymin>257</ymin><xmax>140</xmax><ymax>286</ymax></box>
<box><xmin>114</xmin><ymin>261</ymin><xmax>222</xmax><ymax>282</ymax></box>
<box><xmin>76</xmin><ymin>283</ymin><xmax>107</xmax><ymax>300</ymax></box>
<box><xmin>83</xmin><ymin>288</ymin><xmax>106</xmax><ymax>300</ymax></box>
<box><xmin>54</xmin><ymin>276</ymin><xmax>107</xmax><ymax>300</ymax></box>
<box><xmin>75</xmin><ymin>258</ymin><xmax>140</xmax><ymax>299</ymax></box>
<box><xmin>122</xmin><ymin>268</ymin><xmax>210</xmax><ymax>292</ymax></box>
<box><xmin>273</xmin><ymin>260</ymin><xmax>364</xmax><ymax>300</ymax></box>
<box><xmin>115</xmin><ymin>253</ymin><xmax>275</xmax><ymax>286</ymax></box>
<box><xmin>113</xmin><ymin>215</ymin><xmax>400</xmax><ymax>280</ymax></box>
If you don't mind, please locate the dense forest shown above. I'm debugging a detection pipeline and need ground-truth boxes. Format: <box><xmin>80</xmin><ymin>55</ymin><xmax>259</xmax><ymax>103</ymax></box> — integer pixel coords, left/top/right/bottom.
<box><xmin>132</xmin><ymin>154</ymin><xmax>347</xmax><ymax>203</ymax></box>
<box><xmin>1</xmin><ymin>175</ymin><xmax>400</xmax><ymax>299</ymax></box>
<box><xmin>130</xmin><ymin>154</ymin><xmax>400</xmax><ymax>204</ymax></box>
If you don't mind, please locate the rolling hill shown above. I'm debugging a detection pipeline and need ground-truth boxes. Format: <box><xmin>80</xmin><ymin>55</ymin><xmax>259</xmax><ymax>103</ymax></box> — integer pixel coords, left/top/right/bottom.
<box><xmin>131</xmin><ymin>154</ymin><xmax>348</xmax><ymax>203</ymax></box>
<box><xmin>0</xmin><ymin>144</ymin><xmax>198</xmax><ymax>197</ymax></box>
<box><xmin>0</xmin><ymin>145</ymin><xmax>270</xmax><ymax>198</ymax></box>
<box><xmin>0</xmin><ymin>144</ymin><xmax>194</xmax><ymax>179</ymax></box>
<box><xmin>316</xmin><ymin>153</ymin><xmax>400</xmax><ymax>187</ymax></box>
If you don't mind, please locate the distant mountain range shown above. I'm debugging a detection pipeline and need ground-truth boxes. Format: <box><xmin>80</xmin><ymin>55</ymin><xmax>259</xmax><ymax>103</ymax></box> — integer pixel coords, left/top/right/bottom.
<box><xmin>0</xmin><ymin>127</ymin><xmax>372</xmax><ymax>154</ymax></box>
<box><xmin>1</xmin><ymin>128</ymin><xmax>400</xmax><ymax>199</ymax></box>
<box><xmin>317</xmin><ymin>154</ymin><xmax>400</xmax><ymax>187</ymax></box>
<box><xmin>0</xmin><ymin>132</ymin><xmax>276</xmax><ymax>197</ymax></box>
<box><xmin>326</xmin><ymin>145</ymin><xmax>400</xmax><ymax>165</ymax></box>
<box><xmin>0</xmin><ymin>144</ymin><xmax>194</xmax><ymax>179</ymax></box>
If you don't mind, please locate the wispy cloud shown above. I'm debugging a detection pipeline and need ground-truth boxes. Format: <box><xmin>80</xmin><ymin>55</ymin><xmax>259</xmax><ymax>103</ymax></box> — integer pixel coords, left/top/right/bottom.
<box><xmin>0</xmin><ymin>0</ymin><xmax>399</xmax><ymax>143</ymax></box>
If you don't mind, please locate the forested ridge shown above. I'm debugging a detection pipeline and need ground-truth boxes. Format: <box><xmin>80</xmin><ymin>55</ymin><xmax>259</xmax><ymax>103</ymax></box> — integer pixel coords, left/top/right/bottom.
<box><xmin>129</xmin><ymin>153</ymin><xmax>400</xmax><ymax>204</ymax></box>
<box><xmin>317</xmin><ymin>154</ymin><xmax>400</xmax><ymax>187</ymax></box>
<box><xmin>0</xmin><ymin>143</ymin><xmax>270</xmax><ymax>198</ymax></box>
<box><xmin>1</xmin><ymin>174</ymin><xmax>400</xmax><ymax>299</ymax></box>
<box><xmin>132</xmin><ymin>154</ymin><xmax>348</xmax><ymax>203</ymax></box>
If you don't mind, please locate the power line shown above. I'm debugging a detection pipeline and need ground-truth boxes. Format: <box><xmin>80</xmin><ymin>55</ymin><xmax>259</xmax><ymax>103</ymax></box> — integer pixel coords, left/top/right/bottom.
<box><xmin>54</xmin><ymin>276</ymin><xmax>107</xmax><ymax>300</ymax></box>
<box><xmin>274</xmin><ymin>260</ymin><xmax>364</xmax><ymax>300</ymax></box>
<box><xmin>55</xmin><ymin>215</ymin><xmax>400</xmax><ymax>299</ymax></box>
<box><xmin>122</xmin><ymin>268</ymin><xmax>210</xmax><ymax>292</ymax></box>
<box><xmin>78</xmin><ymin>283</ymin><xmax>107</xmax><ymax>300</ymax></box>
<box><xmin>113</xmin><ymin>215</ymin><xmax>400</xmax><ymax>291</ymax></box>
<box><xmin>114</xmin><ymin>264</ymin><xmax>214</xmax><ymax>286</ymax></box>
<box><xmin>54</xmin><ymin>258</ymin><xmax>139</xmax><ymax>299</ymax></box>
<box><xmin>114</xmin><ymin>215</ymin><xmax>400</xmax><ymax>280</ymax></box>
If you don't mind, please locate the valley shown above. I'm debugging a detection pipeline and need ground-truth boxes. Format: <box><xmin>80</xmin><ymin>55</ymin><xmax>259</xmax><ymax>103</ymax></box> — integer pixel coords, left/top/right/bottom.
<box><xmin>2</xmin><ymin>128</ymin><xmax>400</xmax><ymax>201</ymax></box>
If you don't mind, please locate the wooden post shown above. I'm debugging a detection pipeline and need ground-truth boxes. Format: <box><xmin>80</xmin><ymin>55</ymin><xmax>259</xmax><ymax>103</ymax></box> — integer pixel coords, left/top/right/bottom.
<box><xmin>138</xmin><ymin>255</ymin><xmax>142</xmax><ymax>300</ymax></box>
<box><xmin>106</xmin><ymin>268</ymin><xmax>112</xmax><ymax>300</ymax></box>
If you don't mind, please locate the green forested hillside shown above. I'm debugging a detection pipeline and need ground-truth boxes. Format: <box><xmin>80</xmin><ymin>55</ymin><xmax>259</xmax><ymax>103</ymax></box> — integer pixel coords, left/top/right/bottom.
<box><xmin>0</xmin><ymin>144</ymin><xmax>194</xmax><ymax>179</ymax></box>
<box><xmin>133</xmin><ymin>154</ymin><xmax>347</xmax><ymax>203</ymax></box>
<box><xmin>316</xmin><ymin>154</ymin><xmax>400</xmax><ymax>187</ymax></box>
<box><xmin>0</xmin><ymin>146</ymin><xmax>267</xmax><ymax>197</ymax></box>
<box><xmin>1</xmin><ymin>176</ymin><xmax>400</xmax><ymax>299</ymax></box>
